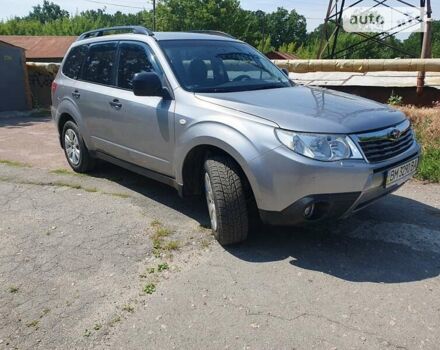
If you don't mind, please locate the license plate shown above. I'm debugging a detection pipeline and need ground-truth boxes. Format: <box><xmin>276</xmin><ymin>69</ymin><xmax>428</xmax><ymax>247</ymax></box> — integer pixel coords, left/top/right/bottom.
<box><xmin>385</xmin><ymin>158</ymin><xmax>418</xmax><ymax>188</ymax></box>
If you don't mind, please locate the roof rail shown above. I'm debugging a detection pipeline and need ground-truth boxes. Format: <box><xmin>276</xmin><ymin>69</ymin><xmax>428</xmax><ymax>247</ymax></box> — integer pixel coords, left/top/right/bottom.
<box><xmin>77</xmin><ymin>26</ymin><xmax>154</xmax><ymax>41</ymax></box>
<box><xmin>187</xmin><ymin>30</ymin><xmax>235</xmax><ymax>39</ymax></box>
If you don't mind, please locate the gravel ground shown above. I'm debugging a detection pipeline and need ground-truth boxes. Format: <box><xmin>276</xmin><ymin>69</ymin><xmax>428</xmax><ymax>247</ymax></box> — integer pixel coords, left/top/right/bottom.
<box><xmin>0</xmin><ymin>115</ymin><xmax>439</xmax><ymax>349</ymax></box>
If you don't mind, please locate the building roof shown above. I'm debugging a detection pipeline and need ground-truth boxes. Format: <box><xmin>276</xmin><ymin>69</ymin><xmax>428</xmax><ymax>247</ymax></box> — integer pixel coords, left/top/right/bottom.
<box><xmin>266</xmin><ymin>51</ymin><xmax>299</xmax><ymax>60</ymax></box>
<box><xmin>0</xmin><ymin>36</ymin><xmax>77</xmax><ymax>59</ymax></box>
<box><xmin>0</xmin><ymin>40</ymin><xmax>24</xmax><ymax>50</ymax></box>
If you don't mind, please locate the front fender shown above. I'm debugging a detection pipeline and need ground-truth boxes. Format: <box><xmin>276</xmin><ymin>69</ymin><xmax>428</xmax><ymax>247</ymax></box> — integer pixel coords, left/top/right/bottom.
<box><xmin>174</xmin><ymin>120</ymin><xmax>277</xmax><ymax>205</ymax></box>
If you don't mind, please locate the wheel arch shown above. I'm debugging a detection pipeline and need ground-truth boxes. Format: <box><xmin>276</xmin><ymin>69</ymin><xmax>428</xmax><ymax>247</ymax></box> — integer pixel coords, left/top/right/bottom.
<box><xmin>179</xmin><ymin>141</ymin><xmax>259</xmax><ymax>207</ymax></box>
<box><xmin>55</xmin><ymin>99</ymin><xmax>91</xmax><ymax>149</ymax></box>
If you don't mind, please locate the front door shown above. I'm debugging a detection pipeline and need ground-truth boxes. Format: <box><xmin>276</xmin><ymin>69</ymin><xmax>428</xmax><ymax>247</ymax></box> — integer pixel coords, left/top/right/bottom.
<box><xmin>101</xmin><ymin>41</ymin><xmax>175</xmax><ymax>176</ymax></box>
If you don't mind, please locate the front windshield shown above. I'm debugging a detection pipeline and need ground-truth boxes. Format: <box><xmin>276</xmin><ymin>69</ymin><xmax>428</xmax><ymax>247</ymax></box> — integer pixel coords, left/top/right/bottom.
<box><xmin>159</xmin><ymin>40</ymin><xmax>292</xmax><ymax>93</ymax></box>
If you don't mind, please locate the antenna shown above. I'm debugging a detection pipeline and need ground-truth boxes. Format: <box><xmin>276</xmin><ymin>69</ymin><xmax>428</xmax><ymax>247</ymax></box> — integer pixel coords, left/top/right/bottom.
<box><xmin>317</xmin><ymin>0</ymin><xmax>432</xmax><ymax>59</ymax></box>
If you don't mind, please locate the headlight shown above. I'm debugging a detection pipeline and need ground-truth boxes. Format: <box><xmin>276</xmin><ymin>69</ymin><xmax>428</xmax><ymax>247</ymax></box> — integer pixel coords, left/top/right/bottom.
<box><xmin>275</xmin><ymin>129</ymin><xmax>363</xmax><ymax>161</ymax></box>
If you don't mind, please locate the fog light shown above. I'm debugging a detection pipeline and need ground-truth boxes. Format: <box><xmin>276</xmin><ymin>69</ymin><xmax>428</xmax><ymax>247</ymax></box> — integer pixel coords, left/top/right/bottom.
<box><xmin>304</xmin><ymin>203</ymin><xmax>315</xmax><ymax>218</ymax></box>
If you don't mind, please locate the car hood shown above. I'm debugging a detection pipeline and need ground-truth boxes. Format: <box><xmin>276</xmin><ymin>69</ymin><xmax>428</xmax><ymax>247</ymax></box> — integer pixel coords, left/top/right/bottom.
<box><xmin>195</xmin><ymin>85</ymin><xmax>406</xmax><ymax>134</ymax></box>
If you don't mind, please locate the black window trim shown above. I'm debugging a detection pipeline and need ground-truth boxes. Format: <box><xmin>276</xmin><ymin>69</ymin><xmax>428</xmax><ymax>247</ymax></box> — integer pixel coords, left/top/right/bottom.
<box><xmin>62</xmin><ymin>44</ymin><xmax>89</xmax><ymax>80</ymax></box>
<box><xmin>114</xmin><ymin>40</ymin><xmax>172</xmax><ymax>95</ymax></box>
<box><xmin>64</xmin><ymin>39</ymin><xmax>174</xmax><ymax>98</ymax></box>
<box><xmin>78</xmin><ymin>40</ymin><xmax>119</xmax><ymax>88</ymax></box>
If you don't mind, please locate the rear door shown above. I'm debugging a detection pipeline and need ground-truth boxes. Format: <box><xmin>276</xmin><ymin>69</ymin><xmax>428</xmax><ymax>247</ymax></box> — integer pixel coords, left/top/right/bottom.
<box><xmin>76</xmin><ymin>41</ymin><xmax>118</xmax><ymax>154</ymax></box>
<box><xmin>55</xmin><ymin>44</ymin><xmax>88</xmax><ymax>113</ymax></box>
<box><xmin>102</xmin><ymin>41</ymin><xmax>175</xmax><ymax>176</ymax></box>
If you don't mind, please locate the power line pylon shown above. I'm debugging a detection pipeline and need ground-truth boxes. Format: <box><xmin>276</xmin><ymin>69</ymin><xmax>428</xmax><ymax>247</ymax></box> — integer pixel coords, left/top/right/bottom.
<box><xmin>317</xmin><ymin>0</ymin><xmax>431</xmax><ymax>59</ymax></box>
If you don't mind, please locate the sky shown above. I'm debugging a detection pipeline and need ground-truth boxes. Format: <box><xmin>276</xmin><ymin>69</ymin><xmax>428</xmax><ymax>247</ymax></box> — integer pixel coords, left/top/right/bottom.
<box><xmin>0</xmin><ymin>0</ymin><xmax>437</xmax><ymax>33</ymax></box>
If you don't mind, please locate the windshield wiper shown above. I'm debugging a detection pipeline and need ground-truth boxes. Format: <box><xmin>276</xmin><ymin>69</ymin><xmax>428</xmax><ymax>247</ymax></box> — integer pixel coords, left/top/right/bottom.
<box><xmin>193</xmin><ymin>87</ymin><xmax>237</xmax><ymax>93</ymax></box>
<box><xmin>246</xmin><ymin>83</ymin><xmax>288</xmax><ymax>91</ymax></box>
<box><xmin>193</xmin><ymin>83</ymin><xmax>289</xmax><ymax>93</ymax></box>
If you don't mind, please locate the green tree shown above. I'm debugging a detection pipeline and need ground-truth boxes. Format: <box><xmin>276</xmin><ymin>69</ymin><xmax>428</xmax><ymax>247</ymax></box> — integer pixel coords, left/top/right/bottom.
<box><xmin>402</xmin><ymin>20</ymin><xmax>440</xmax><ymax>58</ymax></box>
<box><xmin>265</xmin><ymin>7</ymin><xmax>306</xmax><ymax>49</ymax></box>
<box><xmin>257</xmin><ymin>35</ymin><xmax>272</xmax><ymax>53</ymax></box>
<box><xmin>26</xmin><ymin>0</ymin><xmax>69</xmax><ymax>23</ymax></box>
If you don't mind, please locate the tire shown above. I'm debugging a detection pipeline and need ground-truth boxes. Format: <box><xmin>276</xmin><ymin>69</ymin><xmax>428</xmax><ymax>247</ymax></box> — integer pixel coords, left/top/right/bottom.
<box><xmin>62</xmin><ymin>120</ymin><xmax>95</xmax><ymax>173</ymax></box>
<box><xmin>203</xmin><ymin>155</ymin><xmax>249</xmax><ymax>245</ymax></box>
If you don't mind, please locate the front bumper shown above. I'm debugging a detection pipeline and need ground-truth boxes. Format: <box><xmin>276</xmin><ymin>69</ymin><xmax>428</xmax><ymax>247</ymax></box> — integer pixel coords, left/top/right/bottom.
<box><xmin>248</xmin><ymin>141</ymin><xmax>421</xmax><ymax>226</ymax></box>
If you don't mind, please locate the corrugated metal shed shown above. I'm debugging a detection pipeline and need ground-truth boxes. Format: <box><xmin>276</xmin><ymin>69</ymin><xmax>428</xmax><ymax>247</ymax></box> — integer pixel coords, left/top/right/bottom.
<box><xmin>0</xmin><ymin>41</ymin><xmax>31</xmax><ymax>112</ymax></box>
<box><xmin>0</xmin><ymin>35</ymin><xmax>77</xmax><ymax>62</ymax></box>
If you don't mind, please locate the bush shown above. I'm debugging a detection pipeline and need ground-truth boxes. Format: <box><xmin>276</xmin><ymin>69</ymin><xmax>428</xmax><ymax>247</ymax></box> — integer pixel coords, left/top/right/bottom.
<box><xmin>396</xmin><ymin>106</ymin><xmax>440</xmax><ymax>183</ymax></box>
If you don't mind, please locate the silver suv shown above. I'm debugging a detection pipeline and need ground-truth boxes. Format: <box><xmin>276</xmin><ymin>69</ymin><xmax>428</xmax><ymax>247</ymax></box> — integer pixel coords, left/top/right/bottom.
<box><xmin>52</xmin><ymin>26</ymin><xmax>420</xmax><ymax>245</ymax></box>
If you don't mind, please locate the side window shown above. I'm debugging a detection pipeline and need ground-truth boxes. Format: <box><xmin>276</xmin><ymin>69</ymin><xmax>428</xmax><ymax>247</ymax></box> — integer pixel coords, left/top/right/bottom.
<box><xmin>117</xmin><ymin>42</ymin><xmax>157</xmax><ymax>89</ymax></box>
<box><xmin>62</xmin><ymin>45</ymin><xmax>87</xmax><ymax>79</ymax></box>
<box><xmin>82</xmin><ymin>42</ymin><xmax>117</xmax><ymax>85</ymax></box>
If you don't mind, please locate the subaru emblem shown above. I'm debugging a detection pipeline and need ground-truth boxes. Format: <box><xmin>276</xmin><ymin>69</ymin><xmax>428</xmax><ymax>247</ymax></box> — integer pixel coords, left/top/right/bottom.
<box><xmin>389</xmin><ymin>128</ymin><xmax>401</xmax><ymax>140</ymax></box>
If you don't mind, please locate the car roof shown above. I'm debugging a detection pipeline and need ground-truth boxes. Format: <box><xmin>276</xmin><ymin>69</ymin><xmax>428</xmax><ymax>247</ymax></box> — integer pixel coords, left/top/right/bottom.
<box><xmin>72</xmin><ymin>31</ymin><xmax>240</xmax><ymax>46</ymax></box>
<box><xmin>153</xmin><ymin>32</ymin><xmax>239</xmax><ymax>42</ymax></box>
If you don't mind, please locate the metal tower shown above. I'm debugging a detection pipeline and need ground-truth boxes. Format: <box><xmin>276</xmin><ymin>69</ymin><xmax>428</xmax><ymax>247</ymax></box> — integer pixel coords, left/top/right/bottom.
<box><xmin>317</xmin><ymin>0</ymin><xmax>432</xmax><ymax>59</ymax></box>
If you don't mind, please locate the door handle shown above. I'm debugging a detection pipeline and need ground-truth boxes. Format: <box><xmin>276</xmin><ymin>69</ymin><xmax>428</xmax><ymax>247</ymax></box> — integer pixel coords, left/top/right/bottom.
<box><xmin>109</xmin><ymin>99</ymin><xmax>122</xmax><ymax>110</ymax></box>
<box><xmin>72</xmin><ymin>90</ymin><xmax>80</xmax><ymax>99</ymax></box>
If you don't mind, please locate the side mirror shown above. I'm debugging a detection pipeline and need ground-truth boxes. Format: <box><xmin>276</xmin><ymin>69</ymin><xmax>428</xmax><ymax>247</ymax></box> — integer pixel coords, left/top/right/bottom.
<box><xmin>281</xmin><ymin>68</ymin><xmax>289</xmax><ymax>77</ymax></box>
<box><xmin>132</xmin><ymin>72</ymin><xmax>164</xmax><ymax>97</ymax></box>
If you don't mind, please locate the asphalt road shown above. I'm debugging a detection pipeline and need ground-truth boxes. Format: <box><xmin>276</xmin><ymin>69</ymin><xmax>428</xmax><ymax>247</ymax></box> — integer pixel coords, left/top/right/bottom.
<box><xmin>0</xmin><ymin>115</ymin><xmax>439</xmax><ymax>349</ymax></box>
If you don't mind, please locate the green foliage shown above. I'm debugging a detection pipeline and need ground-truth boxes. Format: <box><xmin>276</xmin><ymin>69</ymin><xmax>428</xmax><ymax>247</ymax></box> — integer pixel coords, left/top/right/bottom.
<box><xmin>417</xmin><ymin>147</ymin><xmax>440</xmax><ymax>182</ymax></box>
<box><xmin>143</xmin><ymin>283</ymin><xmax>156</xmax><ymax>294</ymax></box>
<box><xmin>387</xmin><ymin>92</ymin><xmax>403</xmax><ymax>106</ymax></box>
<box><xmin>0</xmin><ymin>1</ymin><xmax>439</xmax><ymax>59</ymax></box>
<box><xmin>256</xmin><ymin>35</ymin><xmax>272</xmax><ymax>54</ymax></box>
<box><xmin>265</xmin><ymin>7</ymin><xmax>306</xmax><ymax>49</ymax></box>
<box><xmin>27</xmin><ymin>0</ymin><xmax>69</xmax><ymax>23</ymax></box>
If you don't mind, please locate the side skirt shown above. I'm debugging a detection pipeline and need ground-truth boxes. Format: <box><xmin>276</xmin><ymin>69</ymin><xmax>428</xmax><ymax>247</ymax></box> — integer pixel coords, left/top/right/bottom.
<box><xmin>94</xmin><ymin>151</ymin><xmax>183</xmax><ymax>195</ymax></box>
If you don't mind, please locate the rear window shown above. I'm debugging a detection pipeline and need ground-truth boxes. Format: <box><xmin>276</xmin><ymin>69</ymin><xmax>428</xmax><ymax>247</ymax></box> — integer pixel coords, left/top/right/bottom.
<box><xmin>62</xmin><ymin>45</ymin><xmax>88</xmax><ymax>79</ymax></box>
<box><xmin>82</xmin><ymin>42</ymin><xmax>117</xmax><ymax>85</ymax></box>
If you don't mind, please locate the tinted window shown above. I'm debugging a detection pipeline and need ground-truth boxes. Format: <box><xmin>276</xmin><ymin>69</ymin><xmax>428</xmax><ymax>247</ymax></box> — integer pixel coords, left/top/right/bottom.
<box><xmin>159</xmin><ymin>40</ymin><xmax>291</xmax><ymax>93</ymax></box>
<box><xmin>62</xmin><ymin>45</ymin><xmax>87</xmax><ymax>79</ymax></box>
<box><xmin>82</xmin><ymin>42</ymin><xmax>117</xmax><ymax>85</ymax></box>
<box><xmin>117</xmin><ymin>42</ymin><xmax>155</xmax><ymax>89</ymax></box>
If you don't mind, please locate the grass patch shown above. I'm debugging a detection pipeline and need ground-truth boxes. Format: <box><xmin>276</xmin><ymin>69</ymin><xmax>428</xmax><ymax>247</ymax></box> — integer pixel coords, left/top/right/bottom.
<box><xmin>40</xmin><ymin>308</ymin><xmax>50</xmax><ymax>318</ymax></box>
<box><xmin>109</xmin><ymin>315</ymin><xmax>121</xmax><ymax>327</ymax></box>
<box><xmin>0</xmin><ymin>159</ymin><xmax>30</xmax><ymax>167</ymax></box>
<box><xmin>417</xmin><ymin>147</ymin><xmax>440</xmax><ymax>182</ymax></box>
<box><xmin>150</xmin><ymin>222</ymin><xmax>175</xmax><ymax>257</ymax></box>
<box><xmin>122</xmin><ymin>304</ymin><xmax>135</xmax><ymax>313</ymax></box>
<box><xmin>49</xmin><ymin>168</ymin><xmax>85</xmax><ymax>176</ymax></box>
<box><xmin>200</xmin><ymin>239</ymin><xmax>211</xmax><ymax>249</ymax></box>
<box><xmin>84</xmin><ymin>329</ymin><xmax>92</xmax><ymax>337</ymax></box>
<box><xmin>139</xmin><ymin>267</ymin><xmax>156</xmax><ymax>278</ymax></box>
<box><xmin>164</xmin><ymin>240</ymin><xmax>180</xmax><ymax>251</ymax></box>
<box><xmin>84</xmin><ymin>187</ymin><xmax>98</xmax><ymax>193</ymax></box>
<box><xmin>51</xmin><ymin>181</ymin><xmax>82</xmax><ymax>190</ymax></box>
<box><xmin>26</xmin><ymin>320</ymin><xmax>39</xmax><ymax>328</ymax></box>
<box><xmin>396</xmin><ymin>106</ymin><xmax>440</xmax><ymax>183</ymax></box>
<box><xmin>157</xmin><ymin>262</ymin><xmax>169</xmax><ymax>272</ymax></box>
<box><xmin>105</xmin><ymin>191</ymin><xmax>131</xmax><ymax>198</ymax></box>
<box><xmin>143</xmin><ymin>283</ymin><xmax>156</xmax><ymax>294</ymax></box>
<box><xmin>9</xmin><ymin>286</ymin><xmax>19</xmax><ymax>293</ymax></box>
<box><xmin>150</xmin><ymin>219</ymin><xmax>162</xmax><ymax>227</ymax></box>
<box><xmin>154</xmin><ymin>226</ymin><xmax>171</xmax><ymax>238</ymax></box>
<box><xmin>93</xmin><ymin>323</ymin><xmax>102</xmax><ymax>331</ymax></box>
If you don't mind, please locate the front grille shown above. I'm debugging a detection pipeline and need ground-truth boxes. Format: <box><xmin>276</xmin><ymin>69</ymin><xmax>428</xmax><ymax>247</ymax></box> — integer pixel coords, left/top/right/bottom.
<box><xmin>356</xmin><ymin>120</ymin><xmax>414</xmax><ymax>163</ymax></box>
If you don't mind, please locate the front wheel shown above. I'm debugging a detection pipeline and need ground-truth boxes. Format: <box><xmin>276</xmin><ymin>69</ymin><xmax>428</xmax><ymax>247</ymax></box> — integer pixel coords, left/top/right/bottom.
<box><xmin>203</xmin><ymin>155</ymin><xmax>249</xmax><ymax>245</ymax></box>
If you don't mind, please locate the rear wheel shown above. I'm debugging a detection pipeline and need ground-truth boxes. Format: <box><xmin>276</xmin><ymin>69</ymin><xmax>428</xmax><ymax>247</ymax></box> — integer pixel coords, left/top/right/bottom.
<box><xmin>203</xmin><ymin>155</ymin><xmax>249</xmax><ymax>245</ymax></box>
<box><xmin>62</xmin><ymin>121</ymin><xmax>95</xmax><ymax>173</ymax></box>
